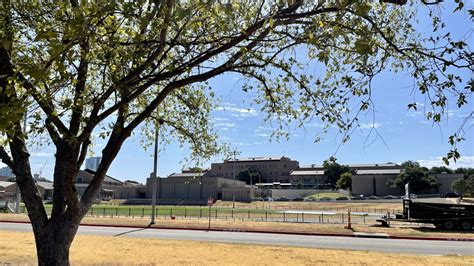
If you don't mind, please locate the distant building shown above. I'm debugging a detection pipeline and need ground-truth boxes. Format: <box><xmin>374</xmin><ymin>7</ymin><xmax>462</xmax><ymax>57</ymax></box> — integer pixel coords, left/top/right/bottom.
<box><xmin>75</xmin><ymin>169</ymin><xmax>146</xmax><ymax>200</ymax></box>
<box><xmin>75</xmin><ymin>169</ymin><xmax>123</xmax><ymax>200</ymax></box>
<box><xmin>146</xmin><ymin>174</ymin><xmax>250</xmax><ymax>204</ymax></box>
<box><xmin>85</xmin><ymin>157</ymin><xmax>102</xmax><ymax>171</ymax></box>
<box><xmin>0</xmin><ymin>166</ymin><xmax>14</xmax><ymax>178</ymax></box>
<box><xmin>207</xmin><ymin>156</ymin><xmax>299</xmax><ymax>183</ymax></box>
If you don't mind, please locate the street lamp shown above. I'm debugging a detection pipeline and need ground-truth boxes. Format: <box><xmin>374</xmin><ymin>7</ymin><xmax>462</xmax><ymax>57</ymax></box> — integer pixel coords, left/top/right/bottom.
<box><xmin>150</xmin><ymin>119</ymin><xmax>164</xmax><ymax>225</ymax></box>
<box><xmin>232</xmin><ymin>150</ymin><xmax>238</xmax><ymax>209</ymax></box>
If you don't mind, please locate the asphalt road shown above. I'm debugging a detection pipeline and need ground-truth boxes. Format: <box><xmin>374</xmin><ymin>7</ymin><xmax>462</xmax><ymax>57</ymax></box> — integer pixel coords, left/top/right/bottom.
<box><xmin>1</xmin><ymin>222</ymin><xmax>473</xmax><ymax>256</ymax></box>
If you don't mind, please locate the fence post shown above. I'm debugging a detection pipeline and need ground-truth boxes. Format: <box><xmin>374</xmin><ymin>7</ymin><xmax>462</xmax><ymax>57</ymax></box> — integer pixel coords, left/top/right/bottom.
<box><xmin>103</xmin><ymin>208</ymin><xmax>105</xmax><ymax>217</ymax></box>
<box><xmin>248</xmin><ymin>210</ymin><xmax>250</xmax><ymax>219</ymax></box>
<box><xmin>142</xmin><ymin>208</ymin><xmax>144</xmax><ymax>217</ymax></box>
<box><xmin>170</xmin><ymin>208</ymin><xmax>173</xmax><ymax>218</ymax></box>
<box><xmin>185</xmin><ymin>208</ymin><xmax>187</xmax><ymax>218</ymax></box>
<box><xmin>91</xmin><ymin>207</ymin><xmax>94</xmax><ymax>216</ymax></box>
<box><xmin>302</xmin><ymin>212</ymin><xmax>304</xmax><ymax>222</ymax></box>
<box><xmin>322</xmin><ymin>212</ymin><xmax>324</xmax><ymax>223</ymax></box>
<box><xmin>265</xmin><ymin>211</ymin><xmax>267</xmax><ymax>221</ymax></box>
<box><xmin>129</xmin><ymin>207</ymin><xmax>131</xmax><ymax>217</ymax></box>
<box><xmin>215</xmin><ymin>209</ymin><xmax>217</xmax><ymax>219</ymax></box>
<box><xmin>231</xmin><ymin>209</ymin><xmax>233</xmax><ymax>219</ymax></box>
<box><xmin>283</xmin><ymin>212</ymin><xmax>286</xmax><ymax>222</ymax></box>
<box><xmin>342</xmin><ymin>213</ymin><xmax>344</xmax><ymax>223</ymax></box>
<box><xmin>200</xmin><ymin>208</ymin><xmax>202</xmax><ymax>219</ymax></box>
<box><xmin>116</xmin><ymin>208</ymin><xmax>118</xmax><ymax>217</ymax></box>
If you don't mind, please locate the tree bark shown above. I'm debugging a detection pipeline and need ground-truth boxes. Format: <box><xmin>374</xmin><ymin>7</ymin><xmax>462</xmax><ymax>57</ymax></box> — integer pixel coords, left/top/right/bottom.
<box><xmin>35</xmin><ymin>214</ymin><xmax>79</xmax><ymax>266</ymax></box>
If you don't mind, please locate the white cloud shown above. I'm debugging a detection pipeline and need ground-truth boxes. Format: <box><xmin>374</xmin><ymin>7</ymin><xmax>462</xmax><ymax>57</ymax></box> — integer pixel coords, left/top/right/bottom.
<box><xmin>307</xmin><ymin>122</ymin><xmax>326</xmax><ymax>128</ymax></box>
<box><xmin>216</xmin><ymin>106</ymin><xmax>258</xmax><ymax>118</ymax></box>
<box><xmin>216</xmin><ymin>122</ymin><xmax>237</xmax><ymax>128</ymax></box>
<box><xmin>255</xmin><ymin>133</ymin><xmax>270</xmax><ymax>137</ymax></box>
<box><xmin>234</xmin><ymin>142</ymin><xmax>252</xmax><ymax>146</ymax></box>
<box><xmin>417</xmin><ymin>156</ymin><xmax>474</xmax><ymax>169</ymax></box>
<box><xmin>211</xmin><ymin>117</ymin><xmax>229</xmax><ymax>122</ymax></box>
<box><xmin>406</xmin><ymin>111</ymin><xmax>423</xmax><ymax>117</ymax></box>
<box><xmin>30</xmin><ymin>152</ymin><xmax>54</xmax><ymax>157</ymax></box>
<box><xmin>358</xmin><ymin>122</ymin><xmax>381</xmax><ymax>129</ymax></box>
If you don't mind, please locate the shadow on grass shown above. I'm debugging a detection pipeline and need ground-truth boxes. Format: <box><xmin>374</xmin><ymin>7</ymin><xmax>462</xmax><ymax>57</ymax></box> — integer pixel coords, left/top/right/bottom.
<box><xmin>114</xmin><ymin>228</ymin><xmax>149</xmax><ymax>237</ymax></box>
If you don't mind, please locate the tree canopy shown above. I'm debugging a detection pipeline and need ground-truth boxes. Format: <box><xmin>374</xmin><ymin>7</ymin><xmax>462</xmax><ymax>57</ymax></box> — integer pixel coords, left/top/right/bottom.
<box><xmin>336</xmin><ymin>171</ymin><xmax>352</xmax><ymax>190</ymax></box>
<box><xmin>387</xmin><ymin>161</ymin><xmax>439</xmax><ymax>193</ymax></box>
<box><xmin>237</xmin><ymin>169</ymin><xmax>263</xmax><ymax>185</ymax></box>
<box><xmin>323</xmin><ymin>156</ymin><xmax>353</xmax><ymax>188</ymax></box>
<box><xmin>451</xmin><ymin>175</ymin><xmax>474</xmax><ymax>195</ymax></box>
<box><xmin>0</xmin><ymin>0</ymin><xmax>472</xmax><ymax>264</ymax></box>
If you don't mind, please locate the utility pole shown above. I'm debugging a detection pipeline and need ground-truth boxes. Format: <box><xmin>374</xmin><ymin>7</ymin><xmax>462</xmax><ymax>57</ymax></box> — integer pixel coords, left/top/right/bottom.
<box><xmin>232</xmin><ymin>150</ymin><xmax>236</xmax><ymax>209</ymax></box>
<box><xmin>150</xmin><ymin>119</ymin><xmax>164</xmax><ymax>225</ymax></box>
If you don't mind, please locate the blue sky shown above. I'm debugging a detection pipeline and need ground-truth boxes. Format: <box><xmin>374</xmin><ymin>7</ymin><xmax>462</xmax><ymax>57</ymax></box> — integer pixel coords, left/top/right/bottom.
<box><xmin>2</xmin><ymin>3</ymin><xmax>473</xmax><ymax>183</ymax></box>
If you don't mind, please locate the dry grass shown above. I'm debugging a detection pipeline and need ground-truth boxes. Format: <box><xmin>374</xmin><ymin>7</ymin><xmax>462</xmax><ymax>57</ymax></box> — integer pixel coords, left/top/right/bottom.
<box><xmin>1</xmin><ymin>231</ymin><xmax>472</xmax><ymax>265</ymax></box>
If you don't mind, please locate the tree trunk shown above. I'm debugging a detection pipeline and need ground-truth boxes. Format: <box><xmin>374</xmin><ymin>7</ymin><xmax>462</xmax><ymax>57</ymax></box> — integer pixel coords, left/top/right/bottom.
<box><xmin>35</xmin><ymin>216</ymin><xmax>79</xmax><ymax>266</ymax></box>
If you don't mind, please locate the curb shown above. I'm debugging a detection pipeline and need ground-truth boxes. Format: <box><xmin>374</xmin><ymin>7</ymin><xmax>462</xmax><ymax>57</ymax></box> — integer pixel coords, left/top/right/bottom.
<box><xmin>1</xmin><ymin>219</ymin><xmax>473</xmax><ymax>242</ymax></box>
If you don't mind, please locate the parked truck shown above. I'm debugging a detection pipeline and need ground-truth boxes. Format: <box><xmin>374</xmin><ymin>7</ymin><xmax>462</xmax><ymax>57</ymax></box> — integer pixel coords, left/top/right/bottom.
<box><xmin>380</xmin><ymin>199</ymin><xmax>474</xmax><ymax>231</ymax></box>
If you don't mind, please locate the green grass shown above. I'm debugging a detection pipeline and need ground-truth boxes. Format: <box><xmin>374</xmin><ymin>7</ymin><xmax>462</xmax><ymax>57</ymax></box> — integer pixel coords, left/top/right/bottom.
<box><xmin>305</xmin><ymin>192</ymin><xmax>348</xmax><ymax>199</ymax></box>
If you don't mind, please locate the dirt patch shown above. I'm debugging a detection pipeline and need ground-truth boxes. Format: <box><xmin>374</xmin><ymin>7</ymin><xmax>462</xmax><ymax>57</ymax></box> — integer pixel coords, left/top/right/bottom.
<box><xmin>1</xmin><ymin>231</ymin><xmax>472</xmax><ymax>265</ymax></box>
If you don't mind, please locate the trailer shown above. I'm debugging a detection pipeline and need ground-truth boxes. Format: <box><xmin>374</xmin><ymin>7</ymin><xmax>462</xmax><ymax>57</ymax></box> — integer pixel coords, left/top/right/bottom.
<box><xmin>379</xmin><ymin>199</ymin><xmax>474</xmax><ymax>231</ymax></box>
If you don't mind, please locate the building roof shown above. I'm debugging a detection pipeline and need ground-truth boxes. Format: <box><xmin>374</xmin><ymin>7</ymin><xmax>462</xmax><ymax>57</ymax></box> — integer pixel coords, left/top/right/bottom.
<box><xmin>0</xmin><ymin>181</ymin><xmax>15</xmax><ymax>189</ymax></box>
<box><xmin>290</xmin><ymin>170</ymin><xmax>325</xmax><ymax>176</ymax></box>
<box><xmin>299</xmin><ymin>165</ymin><xmax>324</xmax><ymax>169</ymax></box>
<box><xmin>82</xmin><ymin>169</ymin><xmax>123</xmax><ymax>184</ymax></box>
<box><xmin>168</xmin><ymin>172</ymin><xmax>205</xmax><ymax>178</ymax></box>
<box><xmin>36</xmin><ymin>181</ymin><xmax>54</xmax><ymax>190</ymax></box>
<box><xmin>224</xmin><ymin>156</ymin><xmax>290</xmax><ymax>163</ymax></box>
<box><xmin>356</xmin><ymin>169</ymin><xmax>402</xmax><ymax>175</ymax></box>
<box><xmin>349</xmin><ymin>163</ymin><xmax>401</xmax><ymax>168</ymax></box>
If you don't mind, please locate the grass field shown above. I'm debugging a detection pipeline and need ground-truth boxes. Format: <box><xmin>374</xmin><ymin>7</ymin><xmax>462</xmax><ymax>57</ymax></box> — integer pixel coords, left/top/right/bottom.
<box><xmin>1</xmin><ymin>231</ymin><xmax>472</xmax><ymax>265</ymax></box>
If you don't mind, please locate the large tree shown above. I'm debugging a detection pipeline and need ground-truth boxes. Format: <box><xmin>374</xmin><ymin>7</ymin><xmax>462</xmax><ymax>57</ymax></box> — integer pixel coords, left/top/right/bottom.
<box><xmin>387</xmin><ymin>161</ymin><xmax>440</xmax><ymax>193</ymax></box>
<box><xmin>323</xmin><ymin>156</ymin><xmax>353</xmax><ymax>188</ymax></box>
<box><xmin>0</xmin><ymin>1</ymin><xmax>472</xmax><ymax>264</ymax></box>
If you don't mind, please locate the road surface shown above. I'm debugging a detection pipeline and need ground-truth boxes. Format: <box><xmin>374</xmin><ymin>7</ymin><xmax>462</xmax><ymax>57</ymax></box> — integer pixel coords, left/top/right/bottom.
<box><xmin>1</xmin><ymin>222</ymin><xmax>473</xmax><ymax>256</ymax></box>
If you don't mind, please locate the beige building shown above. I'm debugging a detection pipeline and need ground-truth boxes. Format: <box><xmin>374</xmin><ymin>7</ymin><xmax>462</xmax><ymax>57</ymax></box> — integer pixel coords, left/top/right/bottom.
<box><xmin>289</xmin><ymin>166</ymin><xmax>326</xmax><ymax>188</ymax></box>
<box><xmin>146</xmin><ymin>174</ymin><xmax>249</xmax><ymax>203</ymax></box>
<box><xmin>351</xmin><ymin>169</ymin><xmax>404</xmax><ymax>196</ymax></box>
<box><xmin>207</xmin><ymin>156</ymin><xmax>299</xmax><ymax>183</ymax></box>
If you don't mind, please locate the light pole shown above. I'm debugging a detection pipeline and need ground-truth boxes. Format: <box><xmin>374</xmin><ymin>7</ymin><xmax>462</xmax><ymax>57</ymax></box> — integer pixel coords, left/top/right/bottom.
<box><xmin>232</xmin><ymin>150</ymin><xmax>236</xmax><ymax>209</ymax></box>
<box><xmin>150</xmin><ymin>119</ymin><xmax>164</xmax><ymax>225</ymax></box>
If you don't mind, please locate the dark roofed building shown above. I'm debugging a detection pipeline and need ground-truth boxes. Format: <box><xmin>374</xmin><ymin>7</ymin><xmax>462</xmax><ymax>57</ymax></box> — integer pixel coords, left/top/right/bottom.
<box><xmin>75</xmin><ymin>169</ymin><xmax>123</xmax><ymax>200</ymax></box>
